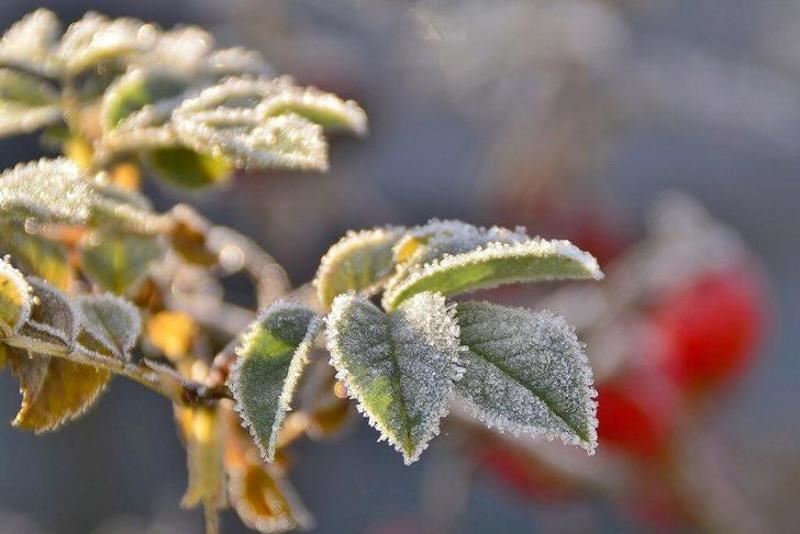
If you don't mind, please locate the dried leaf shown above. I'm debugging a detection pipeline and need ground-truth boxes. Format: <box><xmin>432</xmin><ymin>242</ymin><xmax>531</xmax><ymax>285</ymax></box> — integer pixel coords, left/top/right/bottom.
<box><xmin>80</xmin><ymin>231</ymin><xmax>164</xmax><ymax>295</ymax></box>
<box><xmin>314</xmin><ymin>226</ymin><xmax>405</xmax><ymax>308</ymax></box>
<box><xmin>326</xmin><ymin>292</ymin><xmax>462</xmax><ymax>464</ymax></box>
<box><xmin>231</xmin><ymin>301</ymin><xmax>322</xmax><ymax>462</ymax></box>
<box><xmin>0</xmin><ymin>68</ymin><xmax>62</xmax><ymax>136</ymax></box>
<box><xmin>455</xmin><ymin>301</ymin><xmax>598</xmax><ymax>453</ymax></box>
<box><xmin>0</xmin><ymin>259</ymin><xmax>31</xmax><ymax>336</ymax></box>
<box><xmin>7</xmin><ymin>346</ymin><xmax>111</xmax><ymax>433</ymax></box>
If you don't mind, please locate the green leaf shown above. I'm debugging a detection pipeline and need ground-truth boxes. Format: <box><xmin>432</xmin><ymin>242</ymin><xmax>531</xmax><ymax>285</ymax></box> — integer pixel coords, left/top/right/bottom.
<box><xmin>24</xmin><ymin>277</ymin><xmax>78</xmax><ymax>346</ymax></box>
<box><xmin>6</xmin><ymin>346</ymin><xmax>111</xmax><ymax>433</ymax></box>
<box><xmin>0</xmin><ymin>259</ymin><xmax>31</xmax><ymax>336</ymax></box>
<box><xmin>80</xmin><ymin>232</ymin><xmax>164</xmax><ymax>295</ymax></box>
<box><xmin>0</xmin><ymin>221</ymin><xmax>71</xmax><ymax>290</ymax></box>
<box><xmin>143</xmin><ymin>146</ymin><xmax>231</xmax><ymax>189</ymax></box>
<box><xmin>314</xmin><ymin>226</ymin><xmax>405</xmax><ymax>308</ymax></box>
<box><xmin>326</xmin><ymin>292</ymin><xmax>462</xmax><ymax>464</ymax></box>
<box><xmin>76</xmin><ymin>294</ymin><xmax>141</xmax><ymax>360</ymax></box>
<box><xmin>230</xmin><ymin>301</ymin><xmax>321</xmax><ymax>462</ymax></box>
<box><xmin>89</xmin><ymin>183</ymin><xmax>169</xmax><ymax>235</ymax></box>
<box><xmin>383</xmin><ymin>237</ymin><xmax>603</xmax><ymax>310</ymax></box>
<box><xmin>172</xmin><ymin>76</ymin><xmax>366</xmax><ymax>171</ymax></box>
<box><xmin>101</xmin><ymin>68</ymin><xmax>186</xmax><ymax>131</ymax></box>
<box><xmin>0</xmin><ymin>9</ymin><xmax>62</xmax><ymax>77</ymax></box>
<box><xmin>0</xmin><ymin>68</ymin><xmax>62</xmax><ymax>136</ymax></box>
<box><xmin>455</xmin><ymin>301</ymin><xmax>597</xmax><ymax>453</ymax></box>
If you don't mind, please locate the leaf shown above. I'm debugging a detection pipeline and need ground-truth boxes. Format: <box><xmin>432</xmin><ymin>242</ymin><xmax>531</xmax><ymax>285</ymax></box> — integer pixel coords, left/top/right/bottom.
<box><xmin>7</xmin><ymin>346</ymin><xmax>111</xmax><ymax>433</ymax></box>
<box><xmin>24</xmin><ymin>277</ymin><xmax>78</xmax><ymax>346</ymax></box>
<box><xmin>0</xmin><ymin>9</ymin><xmax>62</xmax><ymax>77</ymax></box>
<box><xmin>0</xmin><ymin>221</ymin><xmax>71</xmax><ymax>290</ymax></box>
<box><xmin>56</xmin><ymin>12</ymin><xmax>154</xmax><ymax>75</ymax></box>
<box><xmin>0</xmin><ymin>259</ymin><xmax>31</xmax><ymax>336</ymax></box>
<box><xmin>0</xmin><ymin>68</ymin><xmax>62</xmax><ymax>136</ymax></box>
<box><xmin>101</xmin><ymin>68</ymin><xmax>186</xmax><ymax>131</ymax></box>
<box><xmin>146</xmin><ymin>310</ymin><xmax>198</xmax><ymax>361</ymax></box>
<box><xmin>314</xmin><ymin>226</ymin><xmax>406</xmax><ymax>308</ymax></box>
<box><xmin>172</xmin><ymin>76</ymin><xmax>366</xmax><ymax>171</ymax></box>
<box><xmin>383</xmin><ymin>237</ymin><xmax>604</xmax><ymax>310</ymax></box>
<box><xmin>326</xmin><ymin>292</ymin><xmax>462</xmax><ymax>464</ymax></box>
<box><xmin>0</xmin><ymin>158</ymin><xmax>96</xmax><ymax>225</ymax></box>
<box><xmin>231</xmin><ymin>301</ymin><xmax>322</xmax><ymax>462</ymax></box>
<box><xmin>76</xmin><ymin>294</ymin><xmax>141</xmax><ymax>360</ymax></box>
<box><xmin>143</xmin><ymin>146</ymin><xmax>231</xmax><ymax>189</ymax></box>
<box><xmin>455</xmin><ymin>301</ymin><xmax>597</xmax><ymax>453</ymax></box>
<box><xmin>89</xmin><ymin>183</ymin><xmax>169</xmax><ymax>235</ymax></box>
<box><xmin>80</xmin><ymin>232</ymin><xmax>164</xmax><ymax>295</ymax></box>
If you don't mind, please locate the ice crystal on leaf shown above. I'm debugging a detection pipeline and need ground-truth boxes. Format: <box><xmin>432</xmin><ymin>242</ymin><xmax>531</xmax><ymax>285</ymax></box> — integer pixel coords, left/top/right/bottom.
<box><xmin>24</xmin><ymin>277</ymin><xmax>78</xmax><ymax>347</ymax></box>
<box><xmin>0</xmin><ymin>69</ymin><xmax>61</xmax><ymax>136</ymax></box>
<box><xmin>0</xmin><ymin>9</ymin><xmax>61</xmax><ymax>77</ymax></box>
<box><xmin>314</xmin><ymin>226</ymin><xmax>406</xmax><ymax>308</ymax></box>
<box><xmin>326</xmin><ymin>292</ymin><xmax>462</xmax><ymax>464</ymax></box>
<box><xmin>454</xmin><ymin>301</ymin><xmax>597</xmax><ymax>453</ymax></box>
<box><xmin>231</xmin><ymin>301</ymin><xmax>322</xmax><ymax>462</ymax></box>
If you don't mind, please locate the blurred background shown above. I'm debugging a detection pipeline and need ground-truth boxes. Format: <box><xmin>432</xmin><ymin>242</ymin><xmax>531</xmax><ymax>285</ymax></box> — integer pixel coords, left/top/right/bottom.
<box><xmin>0</xmin><ymin>0</ymin><xmax>798</xmax><ymax>532</ymax></box>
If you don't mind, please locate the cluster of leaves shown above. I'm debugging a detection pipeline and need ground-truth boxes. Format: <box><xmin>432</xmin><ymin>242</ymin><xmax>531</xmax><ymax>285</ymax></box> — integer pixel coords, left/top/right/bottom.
<box><xmin>0</xmin><ymin>10</ymin><xmax>604</xmax><ymax>534</ymax></box>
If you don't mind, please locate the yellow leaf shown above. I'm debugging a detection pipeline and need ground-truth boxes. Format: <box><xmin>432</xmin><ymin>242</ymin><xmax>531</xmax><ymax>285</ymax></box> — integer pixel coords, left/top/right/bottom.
<box><xmin>0</xmin><ymin>259</ymin><xmax>31</xmax><ymax>336</ymax></box>
<box><xmin>146</xmin><ymin>310</ymin><xmax>198</xmax><ymax>361</ymax></box>
<box><xmin>7</xmin><ymin>347</ymin><xmax>111</xmax><ymax>433</ymax></box>
<box><xmin>0</xmin><ymin>222</ymin><xmax>71</xmax><ymax>290</ymax></box>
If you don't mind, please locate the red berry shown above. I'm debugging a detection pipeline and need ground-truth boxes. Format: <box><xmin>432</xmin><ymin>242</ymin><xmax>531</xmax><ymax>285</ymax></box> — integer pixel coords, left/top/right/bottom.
<box><xmin>650</xmin><ymin>267</ymin><xmax>765</xmax><ymax>396</ymax></box>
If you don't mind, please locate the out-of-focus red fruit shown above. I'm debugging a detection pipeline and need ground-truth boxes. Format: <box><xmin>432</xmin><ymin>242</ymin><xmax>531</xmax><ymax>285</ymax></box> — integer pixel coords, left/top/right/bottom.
<box><xmin>477</xmin><ymin>442</ymin><xmax>576</xmax><ymax>502</ymax></box>
<box><xmin>650</xmin><ymin>267</ymin><xmax>765</xmax><ymax>397</ymax></box>
<box><xmin>596</xmin><ymin>366</ymin><xmax>681</xmax><ymax>460</ymax></box>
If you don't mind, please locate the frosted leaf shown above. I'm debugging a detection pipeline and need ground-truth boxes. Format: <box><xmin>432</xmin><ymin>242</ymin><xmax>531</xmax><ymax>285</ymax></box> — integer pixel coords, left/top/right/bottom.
<box><xmin>454</xmin><ymin>301</ymin><xmax>598</xmax><ymax>453</ymax></box>
<box><xmin>56</xmin><ymin>12</ymin><xmax>156</xmax><ymax>75</ymax></box>
<box><xmin>80</xmin><ymin>232</ymin><xmax>165</xmax><ymax>295</ymax></box>
<box><xmin>0</xmin><ymin>221</ymin><xmax>71</xmax><ymax>290</ymax></box>
<box><xmin>143</xmin><ymin>147</ymin><xmax>232</xmax><ymax>189</ymax></box>
<box><xmin>383</xmin><ymin>237</ymin><xmax>603</xmax><ymax>310</ymax></box>
<box><xmin>230</xmin><ymin>301</ymin><xmax>322</xmax><ymax>462</ymax></box>
<box><xmin>101</xmin><ymin>68</ymin><xmax>187</xmax><ymax>132</ymax></box>
<box><xmin>0</xmin><ymin>259</ymin><xmax>31</xmax><ymax>336</ymax></box>
<box><xmin>0</xmin><ymin>68</ymin><xmax>62</xmax><ymax>137</ymax></box>
<box><xmin>172</xmin><ymin>76</ymin><xmax>367</xmax><ymax>170</ymax></box>
<box><xmin>205</xmin><ymin>48</ymin><xmax>273</xmax><ymax>78</ymax></box>
<box><xmin>326</xmin><ymin>292</ymin><xmax>462</xmax><ymax>464</ymax></box>
<box><xmin>6</xmin><ymin>346</ymin><xmax>111</xmax><ymax>433</ymax></box>
<box><xmin>0</xmin><ymin>158</ymin><xmax>95</xmax><ymax>225</ymax></box>
<box><xmin>143</xmin><ymin>25</ymin><xmax>214</xmax><ymax>74</ymax></box>
<box><xmin>314</xmin><ymin>226</ymin><xmax>406</xmax><ymax>308</ymax></box>
<box><xmin>76</xmin><ymin>293</ymin><xmax>141</xmax><ymax>360</ymax></box>
<box><xmin>24</xmin><ymin>277</ymin><xmax>78</xmax><ymax>346</ymax></box>
<box><xmin>0</xmin><ymin>9</ymin><xmax>62</xmax><ymax>77</ymax></box>
<box><xmin>89</xmin><ymin>182</ymin><xmax>170</xmax><ymax>235</ymax></box>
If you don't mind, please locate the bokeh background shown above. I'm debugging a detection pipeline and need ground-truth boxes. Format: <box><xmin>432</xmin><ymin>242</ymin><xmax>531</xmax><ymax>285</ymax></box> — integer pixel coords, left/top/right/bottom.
<box><xmin>0</xmin><ymin>0</ymin><xmax>798</xmax><ymax>532</ymax></box>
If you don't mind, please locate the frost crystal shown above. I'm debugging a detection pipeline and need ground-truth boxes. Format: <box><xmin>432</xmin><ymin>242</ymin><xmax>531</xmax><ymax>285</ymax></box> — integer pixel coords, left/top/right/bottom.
<box><xmin>326</xmin><ymin>292</ymin><xmax>462</xmax><ymax>464</ymax></box>
<box><xmin>230</xmin><ymin>301</ymin><xmax>322</xmax><ymax>462</ymax></box>
<box><xmin>455</xmin><ymin>301</ymin><xmax>597</xmax><ymax>453</ymax></box>
<box><xmin>77</xmin><ymin>293</ymin><xmax>141</xmax><ymax>360</ymax></box>
<box><xmin>314</xmin><ymin>226</ymin><xmax>406</xmax><ymax>308</ymax></box>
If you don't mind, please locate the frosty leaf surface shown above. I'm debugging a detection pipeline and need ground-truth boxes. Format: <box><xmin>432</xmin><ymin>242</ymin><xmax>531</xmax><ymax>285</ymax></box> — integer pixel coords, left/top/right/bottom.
<box><xmin>231</xmin><ymin>301</ymin><xmax>321</xmax><ymax>462</ymax></box>
<box><xmin>101</xmin><ymin>68</ymin><xmax>186</xmax><ymax>131</ymax></box>
<box><xmin>6</xmin><ymin>346</ymin><xmax>111</xmax><ymax>433</ymax></box>
<box><xmin>143</xmin><ymin>146</ymin><xmax>231</xmax><ymax>189</ymax></box>
<box><xmin>80</xmin><ymin>232</ymin><xmax>164</xmax><ymax>295</ymax></box>
<box><xmin>0</xmin><ymin>9</ymin><xmax>61</xmax><ymax>76</ymax></box>
<box><xmin>315</xmin><ymin>226</ymin><xmax>406</xmax><ymax>308</ymax></box>
<box><xmin>76</xmin><ymin>294</ymin><xmax>141</xmax><ymax>360</ymax></box>
<box><xmin>25</xmin><ymin>277</ymin><xmax>78</xmax><ymax>346</ymax></box>
<box><xmin>0</xmin><ymin>68</ymin><xmax>61</xmax><ymax>136</ymax></box>
<box><xmin>383</xmin><ymin>238</ymin><xmax>603</xmax><ymax>310</ymax></box>
<box><xmin>326</xmin><ymin>292</ymin><xmax>462</xmax><ymax>464</ymax></box>
<box><xmin>0</xmin><ymin>259</ymin><xmax>31</xmax><ymax>336</ymax></box>
<box><xmin>455</xmin><ymin>301</ymin><xmax>597</xmax><ymax>453</ymax></box>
